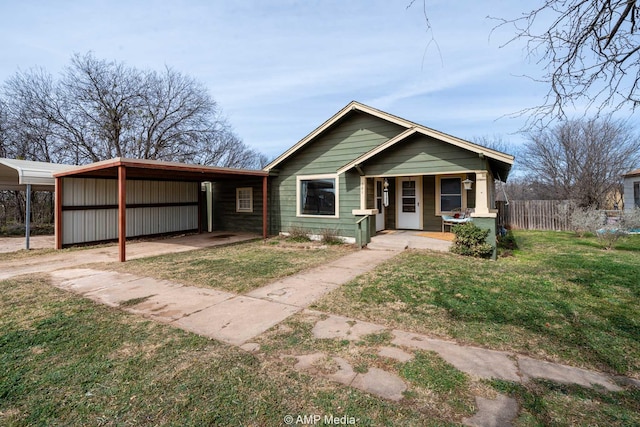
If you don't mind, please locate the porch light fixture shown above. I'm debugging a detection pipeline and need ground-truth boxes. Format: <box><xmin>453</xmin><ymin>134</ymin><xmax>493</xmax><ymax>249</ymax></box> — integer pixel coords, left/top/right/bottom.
<box><xmin>383</xmin><ymin>178</ymin><xmax>390</xmax><ymax>207</ymax></box>
<box><xmin>462</xmin><ymin>176</ymin><xmax>474</xmax><ymax>191</ymax></box>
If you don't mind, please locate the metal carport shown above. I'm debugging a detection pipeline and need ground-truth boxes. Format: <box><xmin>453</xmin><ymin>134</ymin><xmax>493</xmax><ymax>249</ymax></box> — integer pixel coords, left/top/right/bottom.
<box><xmin>53</xmin><ymin>157</ymin><xmax>269</xmax><ymax>262</ymax></box>
<box><xmin>0</xmin><ymin>158</ymin><xmax>76</xmax><ymax>249</ymax></box>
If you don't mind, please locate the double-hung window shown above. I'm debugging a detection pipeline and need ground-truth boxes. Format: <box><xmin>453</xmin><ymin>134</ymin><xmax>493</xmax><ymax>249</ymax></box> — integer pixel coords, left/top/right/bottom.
<box><xmin>236</xmin><ymin>187</ymin><xmax>253</xmax><ymax>212</ymax></box>
<box><xmin>438</xmin><ymin>177</ymin><xmax>463</xmax><ymax>214</ymax></box>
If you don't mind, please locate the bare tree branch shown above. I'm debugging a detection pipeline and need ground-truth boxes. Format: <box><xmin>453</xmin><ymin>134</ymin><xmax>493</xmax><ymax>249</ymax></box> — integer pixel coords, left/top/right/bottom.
<box><xmin>492</xmin><ymin>0</ymin><xmax>640</xmax><ymax>125</ymax></box>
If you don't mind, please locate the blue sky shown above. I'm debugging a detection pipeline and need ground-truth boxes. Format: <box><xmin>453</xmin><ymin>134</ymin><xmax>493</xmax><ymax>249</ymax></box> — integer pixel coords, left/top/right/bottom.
<box><xmin>0</xmin><ymin>1</ymin><xmax>624</xmax><ymax>161</ymax></box>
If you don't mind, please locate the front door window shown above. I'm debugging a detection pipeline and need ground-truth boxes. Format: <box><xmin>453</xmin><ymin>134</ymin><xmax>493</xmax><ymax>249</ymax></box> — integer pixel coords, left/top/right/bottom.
<box><xmin>402</xmin><ymin>180</ymin><xmax>416</xmax><ymax>213</ymax></box>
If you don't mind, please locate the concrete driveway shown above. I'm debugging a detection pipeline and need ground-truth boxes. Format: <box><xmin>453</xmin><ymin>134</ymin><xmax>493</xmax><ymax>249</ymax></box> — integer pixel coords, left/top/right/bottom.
<box><xmin>0</xmin><ymin>232</ymin><xmax>260</xmax><ymax>280</ymax></box>
<box><xmin>0</xmin><ymin>235</ymin><xmax>55</xmax><ymax>253</ymax></box>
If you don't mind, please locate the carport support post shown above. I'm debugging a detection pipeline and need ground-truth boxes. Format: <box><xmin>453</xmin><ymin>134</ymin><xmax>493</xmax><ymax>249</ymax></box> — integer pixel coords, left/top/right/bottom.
<box><xmin>55</xmin><ymin>177</ymin><xmax>63</xmax><ymax>249</ymax></box>
<box><xmin>118</xmin><ymin>165</ymin><xmax>126</xmax><ymax>262</ymax></box>
<box><xmin>262</xmin><ymin>176</ymin><xmax>268</xmax><ymax>239</ymax></box>
<box><xmin>25</xmin><ymin>184</ymin><xmax>31</xmax><ymax>250</ymax></box>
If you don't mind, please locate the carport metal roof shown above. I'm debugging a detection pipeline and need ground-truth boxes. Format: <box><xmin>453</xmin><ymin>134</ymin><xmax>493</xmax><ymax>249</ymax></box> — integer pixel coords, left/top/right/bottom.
<box><xmin>53</xmin><ymin>157</ymin><xmax>268</xmax><ymax>181</ymax></box>
<box><xmin>0</xmin><ymin>157</ymin><xmax>75</xmax><ymax>191</ymax></box>
<box><xmin>53</xmin><ymin>157</ymin><xmax>269</xmax><ymax>262</ymax></box>
<box><xmin>0</xmin><ymin>158</ymin><xmax>77</xmax><ymax>250</ymax></box>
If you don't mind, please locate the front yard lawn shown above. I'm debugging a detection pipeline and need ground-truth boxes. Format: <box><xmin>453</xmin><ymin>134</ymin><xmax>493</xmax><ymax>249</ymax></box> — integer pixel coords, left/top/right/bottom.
<box><xmin>0</xmin><ymin>275</ymin><xmax>434</xmax><ymax>426</ymax></box>
<box><xmin>313</xmin><ymin>231</ymin><xmax>640</xmax><ymax>378</ymax></box>
<box><xmin>2</xmin><ymin>231</ymin><xmax>639</xmax><ymax>426</ymax></box>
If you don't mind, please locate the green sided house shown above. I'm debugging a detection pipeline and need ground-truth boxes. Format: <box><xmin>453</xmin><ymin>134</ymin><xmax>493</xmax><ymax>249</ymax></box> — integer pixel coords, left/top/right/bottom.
<box><xmin>264</xmin><ymin>101</ymin><xmax>514</xmax><ymax>252</ymax></box>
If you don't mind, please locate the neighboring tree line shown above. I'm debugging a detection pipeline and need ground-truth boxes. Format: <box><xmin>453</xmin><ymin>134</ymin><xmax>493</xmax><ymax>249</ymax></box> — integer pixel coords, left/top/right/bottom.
<box><xmin>0</xmin><ymin>52</ymin><xmax>266</xmax><ymax>167</ymax></box>
<box><xmin>487</xmin><ymin>118</ymin><xmax>640</xmax><ymax>210</ymax></box>
<box><xmin>1</xmin><ymin>53</ymin><xmax>268</xmax><ymax>231</ymax></box>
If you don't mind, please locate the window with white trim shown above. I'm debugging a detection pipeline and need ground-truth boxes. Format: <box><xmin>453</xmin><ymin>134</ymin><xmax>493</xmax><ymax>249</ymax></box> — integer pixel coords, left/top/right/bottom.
<box><xmin>236</xmin><ymin>187</ymin><xmax>253</xmax><ymax>212</ymax></box>
<box><xmin>634</xmin><ymin>182</ymin><xmax>640</xmax><ymax>208</ymax></box>
<box><xmin>440</xmin><ymin>177</ymin><xmax>462</xmax><ymax>212</ymax></box>
<box><xmin>297</xmin><ymin>175</ymin><xmax>338</xmax><ymax>217</ymax></box>
<box><xmin>436</xmin><ymin>176</ymin><xmax>466</xmax><ymax>215</ymax></box>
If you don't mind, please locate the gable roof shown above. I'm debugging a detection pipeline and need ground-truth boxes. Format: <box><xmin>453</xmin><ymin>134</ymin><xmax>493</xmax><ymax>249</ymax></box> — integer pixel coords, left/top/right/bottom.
<box><xmin>624</xmin><ymin>168</ymin><xmax>640</xmax><ymax>178</ymax></box>
<box><xmin>264</xmin><ymin>101</ymin><xmax>515</xmax><ymax>178</ymax></box>
<box><xmin>0</xmin><ymin>158</ymin><xmax>76</xmax><ymax>191</ymax></box>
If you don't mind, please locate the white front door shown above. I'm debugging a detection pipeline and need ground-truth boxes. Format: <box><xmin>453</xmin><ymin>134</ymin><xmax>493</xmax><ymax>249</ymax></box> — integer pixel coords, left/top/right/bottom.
<box><xmin>397</xmin><ymin>176</ymin><xmax>421</xmax><ymax>229</ymax></box>
<box><xmin>375</xmin><ymin>178</ymin><xmax>385</xmax><ymax>231</ymax></box>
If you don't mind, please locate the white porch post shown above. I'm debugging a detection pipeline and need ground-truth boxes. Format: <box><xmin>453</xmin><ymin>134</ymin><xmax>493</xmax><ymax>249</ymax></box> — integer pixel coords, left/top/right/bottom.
<box><xmin>473</xmin><ymin>172</ymin><xmax>490</xmax><ymax>215</ymax></box>
<box><xmin>360</xmin><ymin>176</ymin><xmax>366</xmax><ymax>209</ymax></box>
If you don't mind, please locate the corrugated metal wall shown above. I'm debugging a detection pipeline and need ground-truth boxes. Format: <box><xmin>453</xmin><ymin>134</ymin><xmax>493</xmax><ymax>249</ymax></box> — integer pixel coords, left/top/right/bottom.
<box><xmin>62</xmin><ymin>178</ymin><xmax>198</xmax><ymax>245</ymax></box>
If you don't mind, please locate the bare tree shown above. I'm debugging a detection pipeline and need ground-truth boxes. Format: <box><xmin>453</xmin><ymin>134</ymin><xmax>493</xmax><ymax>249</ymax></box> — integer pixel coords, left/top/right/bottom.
<box><xmin>1</xmin><ymin>52</ymin><xmax>265</xmax><ymax>168</ymax></box>
<box><xmin>57</xmin><ymin>53</ymin><xmax>146</xmax><ymax>162</ymax></box>
<box><xmin>495</xmin><ymin>1</ymin><xmax>640</xmax><ymax>122</ymax></box>
<box><xmin>472</xmin><ymin>135</ymin><xmax>519</xmax><ymax>158</ymax></box>
<box><xmin>520</xmin><ymin>117</ymin><xmax>640</xmax><ymax>208</ymax></box>
<box><xmin>0</xmin><ymin>99</ymin><xmax>8</xmax><ymax>158</ymax></box>
<box><xmin>3</xmin><ymin>68</ymin><xmax>61</xmax><ymax>162</ymax></box>
<box><xmin>135</xmin><ymin>66</ymin><xmax>214</xmax><ymax>161</ymax></box>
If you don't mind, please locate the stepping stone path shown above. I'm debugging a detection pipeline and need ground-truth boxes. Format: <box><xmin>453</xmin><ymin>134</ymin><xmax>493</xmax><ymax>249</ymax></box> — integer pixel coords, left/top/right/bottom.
<box><xmin>311</xmin><ymin>313</ymin><xmax>623</xmax><ymax>391</ymax></box>
<box><xmin>307</xmin><ymin>312</ymin><xmax>632</xmax><ymax>426</ymax></box>
<box><xmin>286</xmin><ymin>352</ymin><xmax>407</xmax><ymax>402</ymax></box>
<box><xmin>462</xmin><ymin>395</ymin><xmax>520</xmax><ymax>427</ymax></box>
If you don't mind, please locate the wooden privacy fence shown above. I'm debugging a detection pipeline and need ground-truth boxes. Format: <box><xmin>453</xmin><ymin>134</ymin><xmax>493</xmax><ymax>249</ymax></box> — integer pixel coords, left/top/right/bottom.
<box><xmin>497</xmin><ymin>200</ymin><xmax>572</xmax><ymax>231</ymax></box>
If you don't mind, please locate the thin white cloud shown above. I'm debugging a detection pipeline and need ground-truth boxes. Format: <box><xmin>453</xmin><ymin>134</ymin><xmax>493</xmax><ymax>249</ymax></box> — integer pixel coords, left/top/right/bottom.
<box><xmin>1</xmin><ymin>0</ymin><xmax>637</xmax><ymax>160</ymax></box>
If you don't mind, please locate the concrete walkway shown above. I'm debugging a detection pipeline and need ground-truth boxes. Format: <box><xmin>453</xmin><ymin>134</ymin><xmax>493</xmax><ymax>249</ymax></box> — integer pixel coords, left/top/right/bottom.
<box><xmin>49</xmin><ymin>248</ymin><xmax>400</xmax><ymax>345</ymax></box>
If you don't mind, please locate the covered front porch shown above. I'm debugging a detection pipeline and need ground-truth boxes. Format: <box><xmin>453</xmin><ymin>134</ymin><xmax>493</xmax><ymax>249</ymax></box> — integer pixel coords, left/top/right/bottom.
<box><xmin>351</xmin><ymin>172</ymin><xmax>500</xmax><ymax>254</ymax></box>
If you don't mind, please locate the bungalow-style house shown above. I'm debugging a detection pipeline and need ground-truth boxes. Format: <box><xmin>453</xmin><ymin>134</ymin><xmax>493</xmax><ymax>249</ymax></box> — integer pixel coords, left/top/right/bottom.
<box><xmin>5</xmin><ymin>101</ymin><xmax>514</xmax><ymax>262</ymax></box>
<box><xmin>623</xmin><ymin>168</ymin><xmax>640</xmax><ymax>210</ymax></box>
<box><xmin>264</xmin><ymin>101</ymin><xmax>514</xmax><ymax>250</ymax></box>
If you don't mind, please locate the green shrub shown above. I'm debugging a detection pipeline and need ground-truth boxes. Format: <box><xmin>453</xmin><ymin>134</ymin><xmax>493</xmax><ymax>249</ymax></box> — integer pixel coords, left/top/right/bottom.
<box><xmin>497</xmin><ymin>229</ymin><xmax>518</xmax><ymax>250</ymax></box>
<box><xmin>450</xmin><ymin>222</ymin><xmax>493</xmax><ymax>258</ymax></box>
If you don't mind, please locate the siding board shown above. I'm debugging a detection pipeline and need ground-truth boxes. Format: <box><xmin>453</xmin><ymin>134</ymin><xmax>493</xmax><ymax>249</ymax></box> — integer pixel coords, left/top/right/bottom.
<box><xmin>61</xmin><ymin>177</ymin><xmax>199</xmax><ymax>245</ymax></box>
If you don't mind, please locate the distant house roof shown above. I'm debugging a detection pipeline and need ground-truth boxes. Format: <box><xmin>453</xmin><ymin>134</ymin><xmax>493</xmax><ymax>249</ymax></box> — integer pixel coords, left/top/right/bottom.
<box><xmin>264</xmin><ymin>101</ymin><xmax>515</xmax><ymax>179</ymax></box>
<box><xmin>0</xmin><ymin>158</ymin><xmax>76</xmax><ymax>191</ymax></box>
<box><xmin>624</xmin><ymin>168</ymin><xmax>640</xmax><ymax>178</ymax></box>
